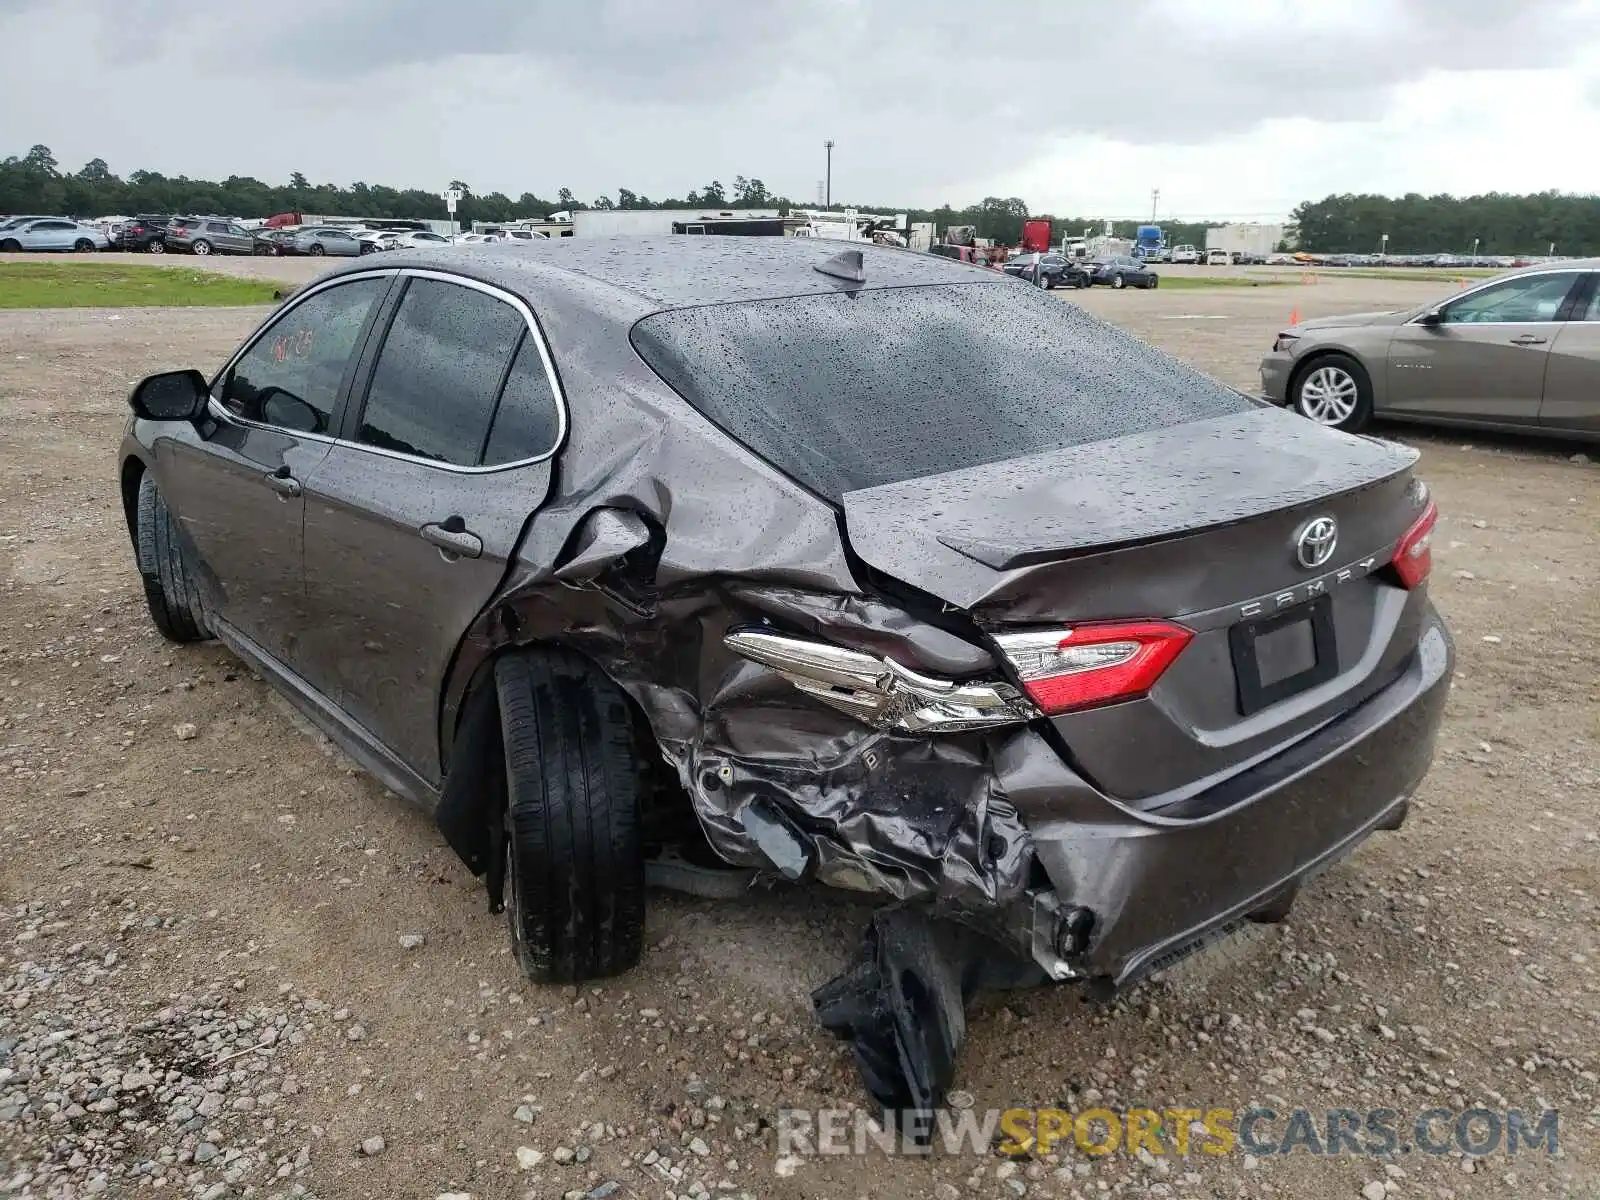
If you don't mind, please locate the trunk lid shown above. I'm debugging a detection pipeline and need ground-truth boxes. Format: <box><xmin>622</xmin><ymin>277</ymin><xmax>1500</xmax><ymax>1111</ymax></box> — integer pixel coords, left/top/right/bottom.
<box><xmin>843</xmin><ymin>407</ymin><xmax>1429</xmax><ymax>802</ymax></box>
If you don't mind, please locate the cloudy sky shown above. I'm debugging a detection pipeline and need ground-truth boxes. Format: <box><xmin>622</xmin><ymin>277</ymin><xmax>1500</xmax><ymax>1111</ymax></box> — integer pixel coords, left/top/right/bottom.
<box><xmin>4</xmin><ymin>0</ymin><xmax>1600</xmax><ymax>219</ymax></box>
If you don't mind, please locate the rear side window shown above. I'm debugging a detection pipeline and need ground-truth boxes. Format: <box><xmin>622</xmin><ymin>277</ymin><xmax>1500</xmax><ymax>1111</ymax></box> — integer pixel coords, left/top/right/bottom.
<box><xmin>631</xmin><ymin>282</ymin><xmax>1252</xmax><ymax>501</ymax></box>
<box><xmin>482</xmin><ymin>333</ymin><xmax>562</xmax><ymax>464</ymax></box>
<box><xmin>355</xmin><ymin>278</ymin><xmax>524</xmax><ymax>466</ymax></box>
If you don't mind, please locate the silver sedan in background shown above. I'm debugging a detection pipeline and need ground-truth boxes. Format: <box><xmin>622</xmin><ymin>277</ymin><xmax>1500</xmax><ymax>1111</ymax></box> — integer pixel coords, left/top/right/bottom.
<box><xmin>0</xmin><ymin>219</ymin><xmax>109</xmax><ymax>252</ymax></box>
<box><xmin>288</xmin><ymin>227</ymin><xmax>363</xmax><ymax>257</ymax></box>
<box><xmin>1260</xmin><ymin>260</ymin><xmax>1600</xmax><ymax>441</ymax></box>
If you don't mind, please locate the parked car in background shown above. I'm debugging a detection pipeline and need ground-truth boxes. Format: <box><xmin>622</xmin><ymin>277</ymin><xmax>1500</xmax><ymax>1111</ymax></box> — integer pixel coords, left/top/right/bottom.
<box><xmin>1170</xmin><ymin>245</ymin><xmax>1199</xmax><ymax>264</ymax></box>
<box><xmin>1260</xmin><ymin>260</ymin><xmax>1600</xmax><ymax>440</ymax></box>
<box><xmin>1087</xmin><ymin>255</ymin><xmax>1159</xmax><ymax>289</ymax></box>
<box><xmin>1003</xmin><ymin>251</ymin><xmax>1091</xmax><ymax>289</ymax></box>
<box><xmin>251</xmin><ymin>229</ymin><xmax>294</xmax><ymax>256</ymax></box>
<box><xmin>1204</xmin><ymin>248</ymin><xmax>1231</xmax><ymax>266</ymax></box>
<box><xmin>285</xmin><ymin>227</ymin><xmax>363</xmax><ymax>257</ymax></box>
<box><xmin>114</xmin><ymin>215</ymin><xmax>175</xmax><ymax>253</ymax></box>
<box><xmin>166</xmin><ymin>217</ymin><xmax>262</xmax><ymax>256</ymax></box>
<box><xmin>389</xmin><ymin>230</ymin><xmax>453</xmax><ymax>250</ymax></box>
<box><xmin>357</xmin><ymin>229</ymin><xmax>399</xmax><ymax>255</ymax></box>
<box><xmin>0</xmin><ymin>214</ymin><xmax>61</xmax><ymax>234</ymax></box>
<box><xmin>119</xmin><ymin>238</ymin><xmax>1452</xmax><ymax>1115</ymax></box>
<box><xmin>0</xmin><ymin>219</ymin><xmax>109</xmax><ymax>252</ymax></box>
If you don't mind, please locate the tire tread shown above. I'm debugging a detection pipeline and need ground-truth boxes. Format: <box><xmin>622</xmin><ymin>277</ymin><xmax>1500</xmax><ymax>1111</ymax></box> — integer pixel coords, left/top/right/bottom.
<box><xmin>496</xmin><ymin>650</ymin><xmax>644</xmax><ymax>984</ymax></box>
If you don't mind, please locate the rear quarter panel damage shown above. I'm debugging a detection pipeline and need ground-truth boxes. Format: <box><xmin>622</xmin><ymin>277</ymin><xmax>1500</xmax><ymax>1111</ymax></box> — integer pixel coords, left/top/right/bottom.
<box><xmin>434</xmin><ymin>291</ymin><xmax>1033</xmax><ymax>918</ymax></box>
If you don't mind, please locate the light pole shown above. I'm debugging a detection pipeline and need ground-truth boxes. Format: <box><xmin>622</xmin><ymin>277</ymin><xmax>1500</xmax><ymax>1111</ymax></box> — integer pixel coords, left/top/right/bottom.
<box><xmin>1380</xmin><ymin>232</ymin><xmax>1388</xmax><ymax>259</ymax></box>
<box><xmin>824</xmin><ymin>140</ymin><xmax>835</xmax><ymax>208</ymax></box>
<box><xmin>1150</xmin><ymin>187</ymin><xmax>1160</xmax><ymax>223</ymax></box>
<box><xmin>1472</xmin><ymin>237</ymin><xmax>1479</xmax><ymax>258</ymax></box>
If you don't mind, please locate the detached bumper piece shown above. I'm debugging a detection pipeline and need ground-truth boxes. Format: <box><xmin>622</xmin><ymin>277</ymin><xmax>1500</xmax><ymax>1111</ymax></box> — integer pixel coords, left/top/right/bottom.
<box><xmin>812</xmin><ymin>906</ymin><xmax>1039</xmax><ymax>1120</ymax></box>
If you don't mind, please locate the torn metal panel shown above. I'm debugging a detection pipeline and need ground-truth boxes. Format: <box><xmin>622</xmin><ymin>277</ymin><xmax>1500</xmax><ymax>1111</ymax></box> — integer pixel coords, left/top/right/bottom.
<box><xmin>812</xmin><ymin>905</ymin><xmax>1041</xmax><ymax>1117</ymax></box>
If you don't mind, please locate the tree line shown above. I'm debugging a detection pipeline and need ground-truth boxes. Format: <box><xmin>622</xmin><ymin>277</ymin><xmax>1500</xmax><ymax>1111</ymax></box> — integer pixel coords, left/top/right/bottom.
<box><xmin>7</xmin><ymin>145</ymin><xmax>1600</xmax><ymax>254</ymax></box>
<box><xmin>1288</xmin><ymin>192</ymin><xmax>1600</xmax><ymax>256</ymax></box>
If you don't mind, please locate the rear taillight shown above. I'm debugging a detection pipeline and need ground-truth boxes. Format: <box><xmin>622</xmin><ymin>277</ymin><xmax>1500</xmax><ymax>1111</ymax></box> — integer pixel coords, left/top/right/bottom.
<box><xmin>996</xmin><ymin>622</ymin><xmax>1193</xmax><ymax>715</ymax></box>
<box><xmin>1391</xmin><ymin>501</ymin><xmax>1438</xmax><ymax>589</ymax></box>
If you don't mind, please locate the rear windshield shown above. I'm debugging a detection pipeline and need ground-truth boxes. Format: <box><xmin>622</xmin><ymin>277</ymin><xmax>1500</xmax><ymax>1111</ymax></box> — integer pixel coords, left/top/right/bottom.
<box><xmin>630</xmin><ymin>282</ymin><xmax>1252</xmax><ymax>501</ymax></box>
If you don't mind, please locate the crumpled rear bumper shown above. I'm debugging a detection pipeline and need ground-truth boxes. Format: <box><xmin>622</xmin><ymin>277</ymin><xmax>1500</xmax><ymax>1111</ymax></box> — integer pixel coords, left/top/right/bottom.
<box><xmin>1023</xmin><ymin>617</ymin><xmax>1453</xmax><ymax>987</ymax></box>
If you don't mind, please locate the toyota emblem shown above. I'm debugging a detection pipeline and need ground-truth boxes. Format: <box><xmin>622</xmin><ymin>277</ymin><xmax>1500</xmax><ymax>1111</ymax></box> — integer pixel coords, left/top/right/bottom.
<box><xmin>1294</xmin><ymin>516</ymin><xmax>1339</xmax><ymax>569</ymax></box>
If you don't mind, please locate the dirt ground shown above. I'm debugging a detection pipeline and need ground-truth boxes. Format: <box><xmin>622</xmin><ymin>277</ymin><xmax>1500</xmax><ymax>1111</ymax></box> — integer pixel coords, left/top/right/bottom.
<box><xmin>1</xmin><ymin>256</ymin><xmax>1596</xmax><ymax>1200</ymax></box>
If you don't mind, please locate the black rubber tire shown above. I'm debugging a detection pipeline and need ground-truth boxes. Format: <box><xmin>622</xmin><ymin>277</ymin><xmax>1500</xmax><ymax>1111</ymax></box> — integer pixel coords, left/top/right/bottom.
<box><xmin>309</xmin><ymin>243</ymin><xmax>325</xmax><ymax>256</ymax></box>
<box><xmin>74</xmin><ymin>239</ymin><xmax>95</xmax><ymax>252</ymax></box>
<box><xmin>496</xmin><ymin>650</ymin><xmax>645</xmax><ymax>984</ymax></box>
<box><xmin>192</xmin><ymin>240</ymin><xmax>211</xmax><ymax>256</ymax></box>
<box><xmin>1290</xmin><ymin>351</ymin><xmax>1374</xmax><ymax>433</ymax></box>
<box><xmin>1147</xmin><ymin>274</ymin><xmax>1159</xmax><ymax>289</ymax></box>
<box><xmin>0</xmin><ymin>239</ymin><xmax>19</xmax><ymax>252</ymax></box>
<box><xmin>148</xmin><ymin>240</ymin><xmax>165</xmax><ymax>254</ymax></box>
<box><xmin>1111</xmin><ymin>273</ymin><xmax>1126</xmax><ymax>289</ymax></box>
<box><xmin>134</xmin><ymin>473</ymin><xmax>210</xmax><ymax>643</ymax></box>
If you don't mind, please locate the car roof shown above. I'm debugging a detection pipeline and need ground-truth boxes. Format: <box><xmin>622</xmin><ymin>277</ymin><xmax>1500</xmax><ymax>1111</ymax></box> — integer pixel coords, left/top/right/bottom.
<box><xmin>342</xmin><ymin>236</ymin><xmax>998</xmax><ymax>312</ymax></box>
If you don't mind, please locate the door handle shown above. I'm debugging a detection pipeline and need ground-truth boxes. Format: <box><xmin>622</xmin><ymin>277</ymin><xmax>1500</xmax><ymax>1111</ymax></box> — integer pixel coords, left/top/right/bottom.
<box><xmin>421</xmin><ymin>519</ymin><xmax>483</xmax><ymax>560</ymax></box>
<box><xmin>1509</xmin><ymin>334</ymin><xmax>1547</xmax><ymax>346</ymax></box>
<box><xmin>263</xmin><ymin>467</ymin><xmax>301</xmax><ymax>498</ymax></box>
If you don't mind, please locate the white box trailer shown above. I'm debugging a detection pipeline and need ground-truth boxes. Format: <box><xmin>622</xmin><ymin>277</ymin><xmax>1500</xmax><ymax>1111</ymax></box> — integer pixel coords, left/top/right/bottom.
<box><xmin>1204</xmin><ymin>223</ymin><xmax>1285</xmax><ymax>259</ymax></box>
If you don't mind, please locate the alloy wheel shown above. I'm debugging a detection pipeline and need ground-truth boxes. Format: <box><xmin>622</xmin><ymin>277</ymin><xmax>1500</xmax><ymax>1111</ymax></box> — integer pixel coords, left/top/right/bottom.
<box><xmin>1297</xmin><ymin>365</ymin><xmax>1360</xmax><ymax>425</ymax></box>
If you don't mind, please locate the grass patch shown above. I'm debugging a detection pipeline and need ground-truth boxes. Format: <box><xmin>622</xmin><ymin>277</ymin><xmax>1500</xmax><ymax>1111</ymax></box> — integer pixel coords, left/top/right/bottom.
<box><xmin>0</xmin><ymin>261</ymin><xmax>284</xmax><ymax>308</ymax></box>
<box><xmin>1152</xmin><ymin>274</ymin><xmax>1289</xmax><ymax>289</ymax></box>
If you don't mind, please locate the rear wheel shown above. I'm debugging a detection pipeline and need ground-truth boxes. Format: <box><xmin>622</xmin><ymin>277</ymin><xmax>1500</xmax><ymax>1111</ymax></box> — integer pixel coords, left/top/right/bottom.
<box><xmin>148</xmin><ymin>240</ymin><xmax>165</xmax><ymax>254</ymax></box>
<box><xmin>1292</xmin><ymin>353</ymin><xmax>1373</xmax><ymax>432</ymax></box>
<box><xmin>0</xmin><ymin>239</ymin><xmax>18</xmax><ymax>252</ymax></box>
<box><xmin>134</xmin><ymin>473</ymin><xmax>211</xmax><ymax>643</ymax></box>
<box><xmin>74</xmin><ymin>239</ymin><xmax>96</xmax><ymax>252</ymax></box>
<box><xmin>191</xmin><ymin>240</ymin><xmax>212</xmax><ymax>256</ymax></box>
<box><xmin>309</xmin><ymin>243</ymin><xmax>325</xmax><ymax>256</ymax></box>
<box><xmin>496</xmin><ymin>650</ymin><xmax>646</xmax><ymax>984</ymax></box>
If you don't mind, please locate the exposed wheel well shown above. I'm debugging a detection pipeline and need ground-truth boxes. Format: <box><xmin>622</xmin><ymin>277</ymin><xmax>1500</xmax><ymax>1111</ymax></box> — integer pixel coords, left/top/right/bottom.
<box><xmin>119</xmin><ymin>456</ymin><xmax>146</xmax><ymax>548</ymax></box>
<box><xmin>434</xmin><ymin>641</ymin><xmax>688</xmax><ymax>875</ymax></box>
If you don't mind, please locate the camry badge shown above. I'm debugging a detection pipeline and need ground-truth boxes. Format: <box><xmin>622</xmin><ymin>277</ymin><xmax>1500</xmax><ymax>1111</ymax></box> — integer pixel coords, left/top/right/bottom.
<box><xmin>1295</xmin><ymin>516</ymin><xmax>1339</xmax><ymax>569</ymax></box>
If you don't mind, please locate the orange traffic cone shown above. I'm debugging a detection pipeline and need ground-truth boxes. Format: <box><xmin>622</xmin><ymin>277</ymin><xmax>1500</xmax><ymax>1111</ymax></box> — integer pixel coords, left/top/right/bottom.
<box><xmin>1289</xmin><ymin>306</ymin><xmax>1301</xmax><ymax>326</ymax></box>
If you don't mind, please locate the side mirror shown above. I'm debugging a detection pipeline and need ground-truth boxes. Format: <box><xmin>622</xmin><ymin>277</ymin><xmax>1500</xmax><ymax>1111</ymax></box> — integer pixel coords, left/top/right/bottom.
<box><xmin>129</xmin><ymin>369</ymin><xmax>208</xmax><ymax>421</ymax></box>
<box><xmin>258</xmin><ymin>388</ymin><xmax>322</xmax><ymax>433</ymax></box>
<box><xmin>1416</xmin><ymin>309</ymin><xmax>1443</xmax><ymax>327</ymax></box>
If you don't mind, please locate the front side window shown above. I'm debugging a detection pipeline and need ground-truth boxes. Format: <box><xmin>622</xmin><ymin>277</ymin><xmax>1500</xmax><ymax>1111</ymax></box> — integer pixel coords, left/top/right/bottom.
<box><xmin>355</xmin><ymin>279</ymin><xmax>524</xmax><ymax>465</ymax></box>
<box><xmin>1441</xmin><ymin>273</ymin><xmax>1578</xmax><ymax>324</ymax></box>
<box><xmin>220</xmin><ymin>278</ymin><xmax>385</xmax><ymax>433</ymax></box>
<box><xmin>206</xmin><ymin>222</ymin><xmax>228</xmax><ymax>234</ymax></box>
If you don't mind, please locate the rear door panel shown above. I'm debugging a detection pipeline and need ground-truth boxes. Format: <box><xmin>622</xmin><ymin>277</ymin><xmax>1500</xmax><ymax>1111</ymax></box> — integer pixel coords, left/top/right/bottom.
<box><xmin>299</xmin><ymin>453</ymin><xmax>551</xmax><ymax>781</ymax></box>
<box><xmin>297</xmin><ymin>272</ymin><xmax>561</xmax><ymax>782</ymax></box>
<box><xmin>1540</xmin><ymin>284</ymin><xmax>1600</xmax><ymax>436</ymax></box>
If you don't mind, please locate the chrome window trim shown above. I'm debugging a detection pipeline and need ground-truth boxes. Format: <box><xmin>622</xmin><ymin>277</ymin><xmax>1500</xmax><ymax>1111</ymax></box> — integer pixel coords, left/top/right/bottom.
<box><xmin>1404</xmin><ymin>267</ymin><xmax>1588</xmax><ymax>327</ymax></box>
<box><xmin>206</xmin><ymin>266</ymin><xmax>569</xmax><ymax>474</ymax></box>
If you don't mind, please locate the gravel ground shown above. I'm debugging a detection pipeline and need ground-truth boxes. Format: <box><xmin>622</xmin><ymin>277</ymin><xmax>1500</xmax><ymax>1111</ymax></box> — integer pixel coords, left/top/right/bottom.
<box><xmin>0</xmin><ymin>266</ymin><xmax>1596</xmax><ymax>1200</ymax></box>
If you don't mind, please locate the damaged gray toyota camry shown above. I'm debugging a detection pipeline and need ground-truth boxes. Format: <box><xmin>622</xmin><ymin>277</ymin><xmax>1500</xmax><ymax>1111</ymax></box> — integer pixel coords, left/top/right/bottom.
<box><xmin>117</xmin><ymin>237</ymin><xmax>1453</xmax><ymax>1116</ymax></box>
